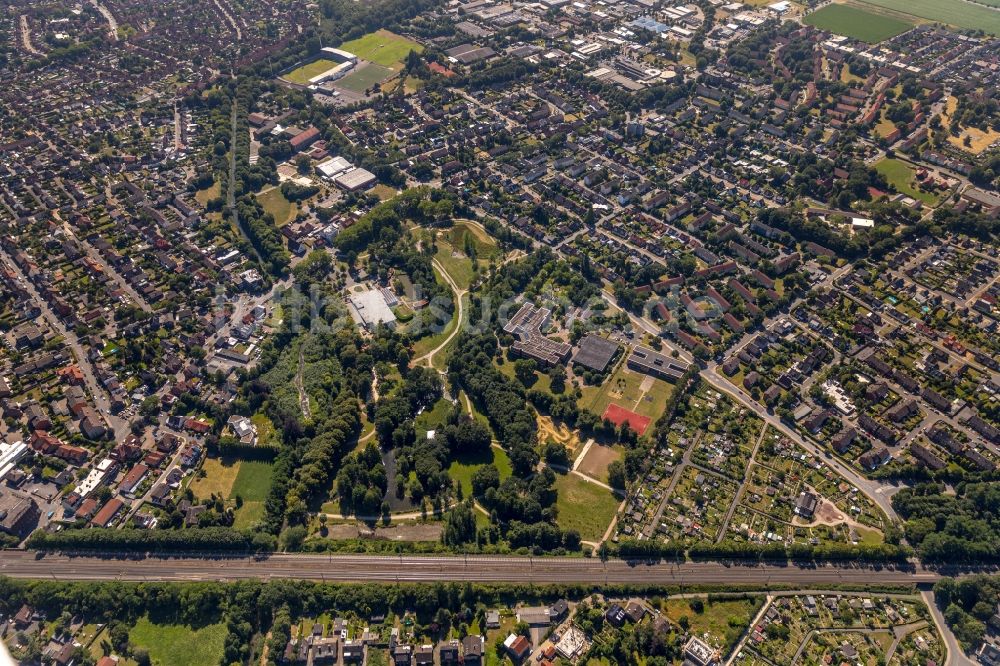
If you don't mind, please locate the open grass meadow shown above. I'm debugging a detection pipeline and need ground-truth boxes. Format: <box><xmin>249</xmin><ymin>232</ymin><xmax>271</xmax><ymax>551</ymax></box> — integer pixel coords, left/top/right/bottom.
<box><xmin>854</xmin><ymin>0</ymin><xmax>1000</xmax><ymax>34</ymax></box>
<box><xmin>283</xmin><ymin>58</ymin><xmax>340</xmax><ymax>84</ymax></box>
<box><xmin>415</xmin><ymin>398</ymin><xmax>453</xmax><ymax>438</ymax></box>
<box><xmin>189</xmin><ymin>458</ymin><xmax>240</xmax><ymax>499</ymax></box>
<box><xmin>194</xmin><ymin>181</ymin><xmax>221</xmax><ymax>207</ymax></box>
<box><xmin>191</xmin><ymin>458</ymin><xmax>273</xmax><ymax>501</ymax></box>
<box><xmin>233</xmin><ymin>500</ymin><xmax>266</xmax><ymax>529</ymax></box>
<box><xmin>256</xmin><ymin>186</ymin><xmax>296</xmax><ymax>226</ymax></box>
<box><xmin>553</xmin><ymin>472</ymin><xmax>620</xmax><ymax>542</ymax></box>
<box><xmin>804</xmin><ymin>4</ymin><xmax>913</xmax><ymax>42</ymax></box>
<box><xmin>129</xmin><ymin>617</ymin><xmax>227</xmax><ymax>666</ymax></box>
<box><xmin>875</xmin><ymin>157</ymin><xmax>940</xmax><ymax>205</ymax></box>
<box><xmin>190</xmin><ymin>457</ymin><xmax>273</xmax><ymax>528</ymax></box>
<box><xmin>340</xmin><ymin>29</ymin><xmax>423</xmax><ymax>69</ymax></box>
<box><xmin>447</xmin><ymin>220</ymin><xmax>501</xmax><ymax>260</ymax></box>
<box><xmin>661</xmin><ymin>596</ymin><xmax>763</xmax><ymax>652</ymax></box>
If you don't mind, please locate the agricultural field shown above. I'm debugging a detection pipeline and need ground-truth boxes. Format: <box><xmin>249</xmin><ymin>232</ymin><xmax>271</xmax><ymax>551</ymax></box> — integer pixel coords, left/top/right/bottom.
<box><xmin>875</xmin><ymin>158</ymin><xmax>941</xmax><ymax>205</ymax></box>
<box><xmin>283</xmin><ymin>58</ymin><xmax>340</xmax><ymax>84</ymax></box>
<box><xmin>339</xmin><ymin>29</ymin><xmax>423</xmax><ymax>69</ymax></box>
<box><xmin>553</xmin><ymin>472</ymin><xmax>620</xmax><ymax>542</ymax></box>
<box><xmin>804</xmin><ymin>4</ymin><xmax>913</xmax><ymax>43</ymax></box>
<box><xmin>129</xmin><ymin>617</ymin><xmax>227</xmax><ymax>666</ymax></box>
<box><xmin>855</xmin><ymin>0</ymin><xmax>1000</xmax><ymax>35</ymax></box>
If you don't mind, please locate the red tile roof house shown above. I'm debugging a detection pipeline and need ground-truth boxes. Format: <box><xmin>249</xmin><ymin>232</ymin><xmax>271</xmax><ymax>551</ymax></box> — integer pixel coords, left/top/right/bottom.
<box><xmin>290</xmin><ymin>126</ymin><xmax>321</xmax><ymax>152</ymax></box>
<box><xmin>503</xmin><ymin>635</ymin><xmax>531</xmax><ymax>663</ymax></box>
<box><xmin>118</xmin><ymin>463</ymin><xmax>150</xmax><ymax>497</ymax></box>
<box><xmin>90</xmin><ymin>498</ymin><xmax>125</xmax><ymax>528</ymax></box>
<box><xmin>185</xmin><ymin>417</ymin><xmax>211</xmax><ymax>434</ymax></box>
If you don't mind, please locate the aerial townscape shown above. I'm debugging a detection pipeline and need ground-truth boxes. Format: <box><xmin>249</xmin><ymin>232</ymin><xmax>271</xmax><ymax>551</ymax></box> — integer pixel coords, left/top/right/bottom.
<box><xmin>0</xmin><ymin>0</ymin><xmax>999</xmax><ymax>663</ymax></box>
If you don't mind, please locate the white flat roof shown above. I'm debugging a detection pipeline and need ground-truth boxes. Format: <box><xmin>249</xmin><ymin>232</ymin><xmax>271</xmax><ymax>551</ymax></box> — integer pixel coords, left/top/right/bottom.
<box><xmin>318</xmin><ymin>156</ymin><xmax>353</xmax><ymax>178</ymax></box>
<box><xmin>349</xmin><ymin>289</ymin><xmax>397</xmax><ymax>328</ymax></box>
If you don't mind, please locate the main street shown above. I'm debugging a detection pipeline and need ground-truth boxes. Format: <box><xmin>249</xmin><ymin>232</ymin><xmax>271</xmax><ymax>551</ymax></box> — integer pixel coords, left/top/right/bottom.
<box><xmin>0</xmin><ymin>551</ymin><xmax>990</xmax><ymax>585</ymax></box>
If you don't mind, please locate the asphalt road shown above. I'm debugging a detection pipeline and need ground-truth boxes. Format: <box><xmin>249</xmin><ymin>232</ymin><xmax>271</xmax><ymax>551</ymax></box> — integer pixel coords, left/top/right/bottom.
<box><xmin>1</xmin><ymin>551</ymin><xmax>992</xmax><ymax>585</ymax></box>
<box><xmin>922</xmin><ymin>589</ymin><xmax>976</xmax><ymax>666</ymax></box>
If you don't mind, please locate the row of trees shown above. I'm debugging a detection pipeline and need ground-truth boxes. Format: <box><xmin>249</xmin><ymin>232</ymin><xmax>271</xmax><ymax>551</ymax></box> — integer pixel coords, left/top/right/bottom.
<box><xmin>613</xmin><ymin>538</ymin><xmax>909</xmax><ymax>562</ymax></box>
<box><xmin>28</xmin><ymin>526</ymin><xmax>272</xmax><ymax>552</ymax></box>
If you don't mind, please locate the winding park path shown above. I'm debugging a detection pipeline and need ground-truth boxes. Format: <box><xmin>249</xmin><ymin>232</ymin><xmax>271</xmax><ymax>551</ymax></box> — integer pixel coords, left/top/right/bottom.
<box><xmin>412</xmin><ymin>257</ymin><xmax>466</xmax><ymax>369</ymax></box>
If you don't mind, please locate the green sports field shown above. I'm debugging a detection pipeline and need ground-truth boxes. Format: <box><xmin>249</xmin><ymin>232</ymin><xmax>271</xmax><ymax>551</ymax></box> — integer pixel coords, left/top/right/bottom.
<box><xmin>804</xmin><ymin>4</ymin><xmax>913</xmax><ymax>42</ymax></box>
<box><xmin>284</xmin><ymin>58</ymin><xmax>340</xmax><ymax>84</ymax></box>
<box><xmin>854</xmin><ymin>0</ymin><xmax>1000</xmax><ymax>35</ymax></box>
<box><xmin>339</xmin><ymin>29</ymin><xmax>423</xmax><ymax>69</ymax></box>
<box><xmin>335</xmin><ymin>63</ymin><xmax>395</xmax><ymax>94</ymax></box>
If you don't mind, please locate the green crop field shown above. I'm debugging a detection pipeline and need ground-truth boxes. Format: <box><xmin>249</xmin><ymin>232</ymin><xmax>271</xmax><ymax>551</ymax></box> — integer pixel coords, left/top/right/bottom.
<box><xmin>855</xmin><ymin>0</ymin><xmax>1000</xmax><ymax>35</ymax></box>
<box><xmin>129</xmin><ymin>617</ymin><xmax>227</xmax><ymax>666</ymax></box>
<box><xmin>339</xmin><ymin>29</ymin><xmax>423</xmax><ymax>69</ymax></box>
<box><xmin>804</xmin><ymin>4</ymin><xmax>913</xmax><ymax>42</ymax></box>
<box><xmin>284</xmin><ymin>58</ymin><xmax>340</xmax><ymax>84</ymax></box>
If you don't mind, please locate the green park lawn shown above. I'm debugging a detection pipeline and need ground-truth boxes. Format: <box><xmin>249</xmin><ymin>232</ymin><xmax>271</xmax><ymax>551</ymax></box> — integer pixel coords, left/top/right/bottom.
<box><xmin>449</xmin><ymin>447</ymin><xmax>512</xmax><ymax>497</ymax></box>
<box><xmin>256</xmin><ymin>186</ymin><xmax>296</xmax><ymax>226</ymax></box>
<box><xmin>875</xmin><ymin>158</ymin><xmax>940</xmax><ymax>205</ymax></box>
<box><xmin>230</xmin><ymin>460</ymin><xmax>274</xmax><ymax>502</ymax></box>
<box><xmin>415</xmin><ymin>398</ymin><xmax>453</xmax><ymax>438</ymax></box>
